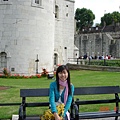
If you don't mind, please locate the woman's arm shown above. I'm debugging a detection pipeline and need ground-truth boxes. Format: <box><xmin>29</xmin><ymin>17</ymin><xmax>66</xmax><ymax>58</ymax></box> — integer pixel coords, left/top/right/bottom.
<box><xmin>49</xmin><ymin>82</ymin><xmax>63</xmax><ymax>120</ymax></box>
<box><xmin>49</xmin><ymin>82</ymin><xmax>57</xmax><ymax>113</ymax></box>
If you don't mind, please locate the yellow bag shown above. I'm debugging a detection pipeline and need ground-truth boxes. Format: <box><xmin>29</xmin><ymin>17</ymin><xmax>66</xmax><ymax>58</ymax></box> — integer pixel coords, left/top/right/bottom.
<box><xmin>40</xmin><ymin>103</ymin><xmax>64</xmax><ymax>120</ymax></box>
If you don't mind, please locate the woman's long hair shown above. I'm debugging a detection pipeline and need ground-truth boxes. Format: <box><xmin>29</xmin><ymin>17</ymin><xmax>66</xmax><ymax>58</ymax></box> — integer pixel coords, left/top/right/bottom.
<box><xmin>56</xmin><ymin>65</ymin><xmax>71</xmax><ymax>95</ymax></box>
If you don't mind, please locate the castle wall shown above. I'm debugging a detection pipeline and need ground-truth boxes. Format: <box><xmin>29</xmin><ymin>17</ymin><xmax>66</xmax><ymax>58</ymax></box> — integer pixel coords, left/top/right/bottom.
<box><xmin>0</xmin><ymin>0</ymin><xmax>55</xmax><ymax>75</ymax></box>
<box><xmin>75</xmin><ymin>32</ymin><xmax>120</xmax><ymax>58</ymax></box>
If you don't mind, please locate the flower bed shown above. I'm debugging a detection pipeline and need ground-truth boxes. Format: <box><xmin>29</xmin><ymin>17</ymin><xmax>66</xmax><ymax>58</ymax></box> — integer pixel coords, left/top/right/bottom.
<box><xmin>0</xmin><ymin>68</ymin><xmax>55</xmax><ymax>79</ymax></box>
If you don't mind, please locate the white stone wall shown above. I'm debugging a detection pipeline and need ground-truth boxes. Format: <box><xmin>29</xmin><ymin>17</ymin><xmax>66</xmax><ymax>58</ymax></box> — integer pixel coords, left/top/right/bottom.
<box><xmin>54</xmin><ymin>0</ymin><xmax>75</xmax><ymax>65</ymax></box>
<box><xmin>0</xmin><ymin>0</ymin><xmax>75</xmax><ymax>75</ymax></box>
<box><xmin>0</xmin><ymin>0</ymin><xmax>55</xmax><ymax>75</ymax></box>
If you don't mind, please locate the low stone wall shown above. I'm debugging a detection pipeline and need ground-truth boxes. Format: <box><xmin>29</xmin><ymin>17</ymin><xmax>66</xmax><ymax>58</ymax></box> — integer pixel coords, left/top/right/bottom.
<box><xmin>66</xmin><ymin>63</ymin><xmax>120</xmax><ymax>72</ymax></box>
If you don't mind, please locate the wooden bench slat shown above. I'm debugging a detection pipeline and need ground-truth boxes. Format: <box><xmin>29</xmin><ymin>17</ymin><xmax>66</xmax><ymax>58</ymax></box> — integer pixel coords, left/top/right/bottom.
<box><xmin>74</xmin><ymin>86</ymin><xmax>119</xmax><ymax>95</ymax></box>
<box><xmin>25</xmin><ymin>102</ymin><xmax>49</xmax><ymax>107</ymax></box>
<box><xmin>20</xmin><ymin>88</ymin><xmax>49</xmax><ymax>97</ymax></box>
<box><xmin>75</xmin><ymin>99</ymin><xmax>116</xmax><ymax>105</ymax></box>
<box><xmin>0</xmin><ymin>103</ymin><xmax>21</xmax><ymax>106</ymax></box>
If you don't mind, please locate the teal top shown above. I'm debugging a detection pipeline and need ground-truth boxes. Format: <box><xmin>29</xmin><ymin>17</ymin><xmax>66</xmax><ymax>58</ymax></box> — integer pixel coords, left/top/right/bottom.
<box><xmin>49</xmin><ymin>81</ymin><xmax>74</xmax><ymax>117</ymax></box>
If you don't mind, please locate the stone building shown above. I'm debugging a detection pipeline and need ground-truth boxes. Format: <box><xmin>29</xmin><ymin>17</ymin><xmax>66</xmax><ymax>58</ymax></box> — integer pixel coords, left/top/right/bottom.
<box><xmin>74</xmin><ymin>25</ymin><xmax>120</xmax><ymax>59</ymax></box>
<box><xmin>0</xmin><ymin>0</ymin><xmax>75</xmax><ymax>75</ymax></box>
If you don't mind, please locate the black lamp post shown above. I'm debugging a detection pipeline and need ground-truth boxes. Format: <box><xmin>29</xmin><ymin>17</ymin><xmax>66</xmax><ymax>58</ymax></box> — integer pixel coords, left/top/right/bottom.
<box><xmin>35</xmin><ymin>54</ymin><xmax>39</xmax><ymax>74</ymax></box>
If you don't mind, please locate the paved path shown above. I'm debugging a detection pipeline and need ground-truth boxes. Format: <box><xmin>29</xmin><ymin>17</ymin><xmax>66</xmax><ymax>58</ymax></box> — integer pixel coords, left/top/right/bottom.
<box><xmin>84</xmin><ymin>118</ymin><xmax>120</xmax><ymax>120</ymax></box>
<box><xmin>12</xmin><ymin>115</ymin><xmax>120</xmax><ymax>120</ymax></box>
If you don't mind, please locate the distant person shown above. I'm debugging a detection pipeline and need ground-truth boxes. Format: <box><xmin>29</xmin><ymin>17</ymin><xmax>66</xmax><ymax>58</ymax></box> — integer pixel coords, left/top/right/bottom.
<box><xmin>105</xmin><ymin>55</ymin><xmax>108</xmax><ymax>59</ymax></box>
<box><xmin>94</xmin><ymin>55</ymin><xmax>97</xmax><ymax>59</ymax></box>
<box><xmin>83</xmin><ymin>54</ymin><xmax>87</xmax><ymax>59</ymax></box>
<box><xmin>108</xmin><ymin>55</ymin><xmax>111</xmax><ymax>59</ymax></box>
<box><xmin>101</xmin><ymin>55</ymin><xmax>104</xmax><ymax>60</ymax></box>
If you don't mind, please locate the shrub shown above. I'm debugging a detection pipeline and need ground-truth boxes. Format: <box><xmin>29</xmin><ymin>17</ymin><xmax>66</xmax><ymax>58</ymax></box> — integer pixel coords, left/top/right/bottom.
<box><xmin>3</xmin><ymin>68</ymin><xmax>10</xmax><ymax>76</ymax></box>
<box><xmin>41</xmin><ymin>68</ymin><xmax>48</xmax><ymax>77</ymax></box>
<box><xmin>36</xmin><ymin>74</ymin><xmax>41</xmax><ymax>78</ymax></box>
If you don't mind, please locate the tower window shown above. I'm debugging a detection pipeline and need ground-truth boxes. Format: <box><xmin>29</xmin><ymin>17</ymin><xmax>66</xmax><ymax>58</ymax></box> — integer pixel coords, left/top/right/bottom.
<box><xmin>0</xmin><ymin>0</ymin><xmax>12</xmax><ymax>5</ymax></box>
<box><xmin>54</xmin><ymin>53</ymin><xmax>58</xmax><ymax>65</ymax></box>
<box><xmin>35</xmin><ymin>0</ymin><xmax>42</xmax><ymax>5</ymax></box>
<box><xmin>66</xmin><ymin>5</ymin><xmax>68</xmax><ymax>7</ymax></box>
<box><xmin>0</xmin><ymin>52</ymin><xmax>7</xmax><ymax>68</ymax></box>
<box><xmin>66</xmin><ymin>13</ymin><xmax>68</xmax><ymax>17</ymax></box>
<box><xmin>35</xmin><ymin>0</ymin><xmax>39</xmax><ymax>4</ymax></box>
<box><xmin>32</xmin><ymin>0</ymin><xmax>42</xmax><ymax>6</ymax></box>
<box><xmin>55</xmin><ymin>5</ymin><xmax>59</xmax><ymax>19</ymax></box>
<box><xmin>83</xmin><ymin>35</ymin><xmax>88</xmax><ymax>40</ymax></box>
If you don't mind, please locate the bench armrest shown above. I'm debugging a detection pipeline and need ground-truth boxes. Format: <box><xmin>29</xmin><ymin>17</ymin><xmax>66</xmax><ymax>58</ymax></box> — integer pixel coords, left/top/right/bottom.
<box><xmin>18</xmin><ymin>104</ymin><xmax>24</xmax><ymax>120</ymax></box>
<box><xmin>71</xmin><ymin>103</ymin><xmax>79</xmax><ymax>119</ymax></box>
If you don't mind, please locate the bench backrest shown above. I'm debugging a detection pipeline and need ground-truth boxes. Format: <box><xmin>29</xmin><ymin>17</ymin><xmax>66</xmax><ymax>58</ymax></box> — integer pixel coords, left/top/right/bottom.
<box><xmin>74</xmin><ymin>86</ymin><xmax>119</xmax><ymax>95</ymax></box>
<box><xmin>20</xmin><ymin>88</ymin><xmax>49</xmax><ymax>97</ymax></box>
<box><xmin>20</xmin><ymin>86</ymin><xmax>119</xmax><ymax>98</ymax></box>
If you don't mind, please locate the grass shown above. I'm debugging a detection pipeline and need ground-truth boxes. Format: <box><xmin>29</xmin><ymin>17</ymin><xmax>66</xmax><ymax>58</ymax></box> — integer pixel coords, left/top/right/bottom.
<box><xmin>0</xmin><ymin>70</ymin><xmax>120</xmax><ymax>119</ymax></box>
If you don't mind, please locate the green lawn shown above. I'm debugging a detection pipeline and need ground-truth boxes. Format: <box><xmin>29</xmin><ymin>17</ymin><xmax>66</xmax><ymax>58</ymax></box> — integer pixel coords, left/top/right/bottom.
<box><xmin>0</xmin><ymin>70</ymin><xmax>120</xmax><ymax>119</ymax></box>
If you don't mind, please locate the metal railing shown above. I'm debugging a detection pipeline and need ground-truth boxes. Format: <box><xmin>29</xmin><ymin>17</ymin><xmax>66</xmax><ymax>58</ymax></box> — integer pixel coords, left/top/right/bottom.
<box><xmin>68</xmin><ymin>58</ymin><xmax>120</xmax><ymax>67</ymax></box>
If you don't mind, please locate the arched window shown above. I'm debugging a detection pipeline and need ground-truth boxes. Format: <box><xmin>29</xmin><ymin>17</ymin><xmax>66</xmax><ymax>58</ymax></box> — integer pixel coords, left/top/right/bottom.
<box><xmin>35</xmin><ymin>0</ymin><xmax>39</xmax><ymax>4</ymax></box>
<box><xmin>0</xmin><ymin>52</ymin><xmax>7</xmax><ymax>68</ymax></box>
<box><xmin>54</xmin><ymin>53</ymin><xmax>58</xmax><ymax>65</ymax></box>
<box><xmin>33</xmin><ymin>0</ymin><xmax>42</xmax><ymax>6</ymax></box>
<box><xmin>55</xmin><ymin>5</ymin><xmax>59</xmax><ymax>19</ymax></box>
<box><xmin>35</xmin><ymin>0</ymin><xmax>42</xmax><ymax>5</ymax></box>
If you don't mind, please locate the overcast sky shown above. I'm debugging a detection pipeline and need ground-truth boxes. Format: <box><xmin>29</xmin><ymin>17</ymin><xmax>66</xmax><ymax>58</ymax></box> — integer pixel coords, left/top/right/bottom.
<box><xmin>74</xmin><ymin>0</ymin><xmax>120</xmax><ymax>24</ymax></box>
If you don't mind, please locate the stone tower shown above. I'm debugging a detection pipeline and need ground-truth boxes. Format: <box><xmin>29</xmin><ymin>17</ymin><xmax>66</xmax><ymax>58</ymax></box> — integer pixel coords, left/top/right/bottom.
<box><xmin>0</xmin><ymin>0</ymin><xmax>75</xmax><ymax>75</ymax></box>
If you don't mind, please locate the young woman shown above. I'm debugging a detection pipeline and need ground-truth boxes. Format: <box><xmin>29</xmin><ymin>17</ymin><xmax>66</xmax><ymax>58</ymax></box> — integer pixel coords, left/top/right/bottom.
<box><xmin>49</xmin><ymin>65</ymin><xmax>74</xmax><ymax>120</ymax></box>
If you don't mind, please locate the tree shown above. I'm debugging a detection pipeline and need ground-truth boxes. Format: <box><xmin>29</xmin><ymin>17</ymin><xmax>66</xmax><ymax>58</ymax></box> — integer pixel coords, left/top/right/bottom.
<box><xmin>75</xmin><ymin>8</ymin><xmax>95</xmax><ymax>30</ymax></box>
<box><xmin>100</xmin><ymin>11</ymin><xmax>120</xmax><ymax>26</ymax></box>
<box><xmin>111</xmin><ymin>11</ymin><xmax>120</xmax><ymax>23</ymax></box>
<box><xmin>101</xmin><ymin>13</ymin><xmax>113</xmax><ymax>26</ymax></box>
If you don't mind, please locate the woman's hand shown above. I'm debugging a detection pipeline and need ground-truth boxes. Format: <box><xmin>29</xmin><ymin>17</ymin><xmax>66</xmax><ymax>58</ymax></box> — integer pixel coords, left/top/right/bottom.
<box><xmin>54</xmin><ymin>112</ymin><xmax>62</xmax><ymax>120</ymax></box>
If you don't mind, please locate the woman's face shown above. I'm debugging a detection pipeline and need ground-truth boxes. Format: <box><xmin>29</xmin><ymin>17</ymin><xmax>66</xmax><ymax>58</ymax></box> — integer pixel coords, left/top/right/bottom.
<box><xmin>58</xmin><ymin>69</ymin><xmax>68</xmax><ymax>81</ymax></box>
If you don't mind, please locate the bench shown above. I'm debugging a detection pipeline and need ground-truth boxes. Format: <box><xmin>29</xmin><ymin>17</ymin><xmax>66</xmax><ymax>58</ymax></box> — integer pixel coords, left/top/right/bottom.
<box><xmin>19</xmin><ymin>86</ymin><xmax>120</xmax><ymax>120</ymax></box>
<box><xmin>18</xmin><ymin>88</ymin><xmax>76</xmax><ymax>120</ymax></box>
<box><xmin>71</xmin><ymin>86</ymin><xmax>120</xmax><ymax>120</ymax></box>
